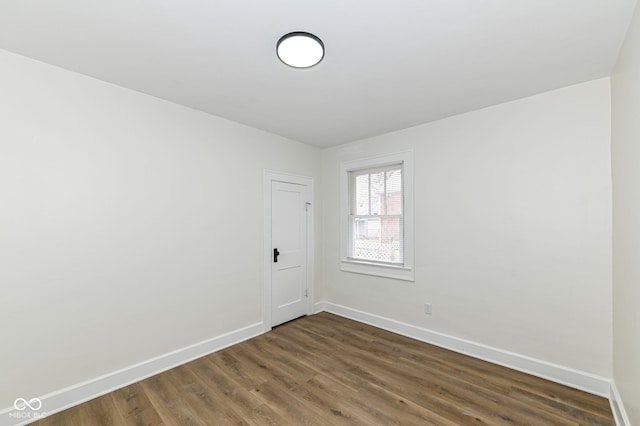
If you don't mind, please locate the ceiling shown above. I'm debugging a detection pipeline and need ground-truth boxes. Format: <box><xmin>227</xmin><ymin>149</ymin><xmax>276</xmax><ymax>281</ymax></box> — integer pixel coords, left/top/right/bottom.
<box><xmin>0</xmin><ymin>1</ymin><xmax>636</xmax><ymax>147</ymax></box>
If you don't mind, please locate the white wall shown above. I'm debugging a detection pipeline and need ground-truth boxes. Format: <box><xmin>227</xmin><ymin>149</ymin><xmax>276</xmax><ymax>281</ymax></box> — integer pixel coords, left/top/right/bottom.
<box><xmin>0</xmin><ymin>42</ymin><xmax>618</xmax><ymax>416</ymax></box>
<box><xmin>0</xmin><ymin>49</ymin><xmax>321</xmax><ymax>410</ymax></box>
<box><xmin>322</xmin><ymin>79</ymin><xmax>612</xmax><ymax>379</ymax></box>
<box><xmin>612</xmin><ymin>1</ymin><xmax>640</xmax><ymax>423</ymax></box>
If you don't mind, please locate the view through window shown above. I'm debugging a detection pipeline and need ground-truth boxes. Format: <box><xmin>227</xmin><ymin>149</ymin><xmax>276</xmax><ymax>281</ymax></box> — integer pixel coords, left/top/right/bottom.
<box><xmin>349</xmin><ymin>165</ymin><xmax>403</xmax><ymax>265</ymax></box>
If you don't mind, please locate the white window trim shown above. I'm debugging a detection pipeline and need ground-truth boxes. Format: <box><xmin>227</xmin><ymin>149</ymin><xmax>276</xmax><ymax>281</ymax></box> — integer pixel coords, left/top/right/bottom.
<box><xmin>340</xmin><ymin>151</ymin><xmax>415</xmax><ymax>281</ymax></box>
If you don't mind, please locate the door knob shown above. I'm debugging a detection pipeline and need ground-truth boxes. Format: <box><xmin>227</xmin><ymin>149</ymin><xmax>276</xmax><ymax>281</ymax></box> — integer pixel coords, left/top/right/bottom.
<box><xmin>273</xmin><ymin>248</ymin><xmax>280</xmax><ymax>263</ymax></box>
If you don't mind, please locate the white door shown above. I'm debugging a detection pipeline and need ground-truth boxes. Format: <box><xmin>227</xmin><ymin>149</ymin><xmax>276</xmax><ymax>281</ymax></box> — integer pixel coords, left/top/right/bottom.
<box><xmin>271</xmin><ymin>181</ymin><xmax>308</xmax><ymax>327</ymax></box>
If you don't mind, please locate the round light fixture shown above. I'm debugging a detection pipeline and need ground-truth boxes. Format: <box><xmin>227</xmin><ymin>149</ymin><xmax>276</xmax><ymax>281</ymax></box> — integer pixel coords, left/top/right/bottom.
<box><xmin>277</xmin><ymin>32</ymin><xmax>324</xmax><ymax>68</ymax></box>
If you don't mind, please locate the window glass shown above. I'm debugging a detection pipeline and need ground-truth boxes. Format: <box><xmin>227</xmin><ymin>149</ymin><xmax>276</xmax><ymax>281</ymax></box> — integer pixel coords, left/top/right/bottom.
<box><xmin>349</xmin><ymin>165</ymin><xmax>403</xmax><ymax>265</ymax></box>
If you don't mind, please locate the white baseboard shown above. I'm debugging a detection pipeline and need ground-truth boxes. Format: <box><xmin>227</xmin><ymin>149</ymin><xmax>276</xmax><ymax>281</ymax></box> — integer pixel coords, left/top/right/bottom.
<box><xmin>313</xmin><ymin>301</ymin><xmax>327</xmax><ymax>314</ymax></box>
<box><xmin>610</xmin><ymin>381</ymin><xmax>632</xmax><ymax>426</ymax></box>
<box><xmin>0</xmin><ymin>322</ymin><xmax>264</xmax><ymax>426</ymax></box>
<box><xmin>316</xmin><ymin>301</ymin><xmax>611</xmax><ymax>398</ymax></box>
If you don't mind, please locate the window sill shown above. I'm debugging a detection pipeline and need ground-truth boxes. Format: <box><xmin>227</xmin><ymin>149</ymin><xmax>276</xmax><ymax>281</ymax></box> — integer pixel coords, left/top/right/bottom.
<box><xmin>340</xmin><ymin>259</ymin><xmax>414</xmax><ymax>281</ymax></box>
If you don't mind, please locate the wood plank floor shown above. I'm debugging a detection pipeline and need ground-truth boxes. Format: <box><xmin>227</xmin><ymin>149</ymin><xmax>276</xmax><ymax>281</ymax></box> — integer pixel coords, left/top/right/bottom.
<box><xmin>34</xmin><ymin>312</ymin><xmax>614</xmax><ymax>425</ymax></box>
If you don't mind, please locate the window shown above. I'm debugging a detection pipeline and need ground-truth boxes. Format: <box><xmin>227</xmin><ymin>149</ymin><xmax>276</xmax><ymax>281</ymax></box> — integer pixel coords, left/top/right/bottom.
<box><xmin>340</xmin><ymin>151</ymin><xmax>414</xmax><ymax>281</ymax></box>
<box><xmin>350</xmin><ymin>166</ymin><xmax>404</xmax><ymax>264</ymax></box>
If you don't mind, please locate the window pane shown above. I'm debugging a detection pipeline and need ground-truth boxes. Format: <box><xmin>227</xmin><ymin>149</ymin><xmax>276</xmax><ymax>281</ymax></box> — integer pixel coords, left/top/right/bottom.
<box><xmin>352</xmin><ymin>216</ymin><xmax>403</xmax><ymax>263</ymax></box>
<box><xmin>381</xmin><ymin>217</ymin><xmax>403</xmax><ymax>262</ymax></box>
<box><xmin>355</xmin><ymin>174</ymin><xmax>369</xmax><ymax>215</ymax></box>
<box><xmin>385</xmin><ymin>169</ymin><xmax>402</xmax><ymax>215</ymax></box>
<box><xmin>370</xmin><ymin>171</ymin><xmax>384</xmax><ymax>215</ymax></box>
<box><xmin>353</xmin><ymin>217</ymin><xmax>380</xmax><ymax>260</ymax></box>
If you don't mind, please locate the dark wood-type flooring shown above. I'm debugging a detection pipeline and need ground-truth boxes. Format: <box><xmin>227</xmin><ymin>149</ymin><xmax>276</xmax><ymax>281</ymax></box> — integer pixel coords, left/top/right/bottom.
<box><xmin>34</xmin><ymin>312</ymin><xmax>614</xmax><ymax>425</ymax></box>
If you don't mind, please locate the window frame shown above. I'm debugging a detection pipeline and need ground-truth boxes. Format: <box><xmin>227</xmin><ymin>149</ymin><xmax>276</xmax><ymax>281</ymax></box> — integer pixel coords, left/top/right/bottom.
<box><xmin>340</xmin><ymin>151</ymin><xmax>415</xmax><ymax>281</ymax></box>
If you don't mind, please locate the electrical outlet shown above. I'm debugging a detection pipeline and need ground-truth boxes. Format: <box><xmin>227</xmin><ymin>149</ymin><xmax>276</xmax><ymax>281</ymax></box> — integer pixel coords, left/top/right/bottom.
<box><xmin>424</xmin><ymin>303</ymin><xmax>432</xmax><ymax>315</ymax></box>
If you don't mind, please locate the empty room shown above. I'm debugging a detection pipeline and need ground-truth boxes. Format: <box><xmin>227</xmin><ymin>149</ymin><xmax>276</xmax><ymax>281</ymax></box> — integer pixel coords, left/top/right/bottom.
<box><xmin>1</xmin><ymin>1</ymin><xmax>639</xmax><ymax>425</ymax></box>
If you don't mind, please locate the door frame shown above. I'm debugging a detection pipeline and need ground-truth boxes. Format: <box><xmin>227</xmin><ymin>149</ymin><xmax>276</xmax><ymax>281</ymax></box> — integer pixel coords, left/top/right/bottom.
<box><xmin>263</xmin><ymin>170</ymin><xmax>314</xmax><ymax>332</ymax></box>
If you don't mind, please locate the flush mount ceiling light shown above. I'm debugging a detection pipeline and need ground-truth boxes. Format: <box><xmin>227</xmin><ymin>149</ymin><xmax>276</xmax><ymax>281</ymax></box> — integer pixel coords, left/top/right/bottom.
<box><xmin>277</xmin><ymin>32</ymin><xmax>324</xmax><ymax>68</ymax></box>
